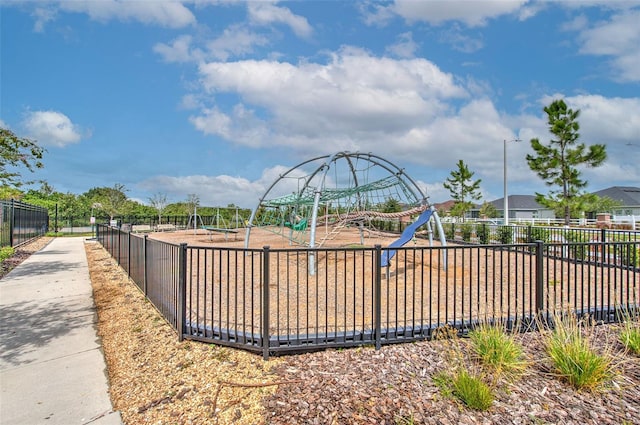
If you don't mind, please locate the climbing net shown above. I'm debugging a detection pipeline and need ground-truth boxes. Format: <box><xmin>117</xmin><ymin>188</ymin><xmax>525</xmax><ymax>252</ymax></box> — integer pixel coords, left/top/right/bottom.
<box><xmin>246</xmin><ymin>152</ymin><xmax>438</xmax><ymax>248</ymax></box>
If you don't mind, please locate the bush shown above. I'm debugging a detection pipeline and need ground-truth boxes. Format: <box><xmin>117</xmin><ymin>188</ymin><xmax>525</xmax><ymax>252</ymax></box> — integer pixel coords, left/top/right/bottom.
<box><xmin>0</xmin><ymin>246</ymin><xmax>15</xmax><ymax>262</ymax></box>
<box><xmin>461</xmin><ymin>224</ymin><xmax>473</xmax><ymax>242</ymax></box>
<box><xmin>497</xmin><ymin>226</ymin><xmax>513</xmax><ymax>244</ymax></box>
<box><xmin>527</xmin><ymin>226</ymin><xmax>550</xmax><ymax>243</ymax></box>
<box><xmin>475</xmin><ymin>224</ymin><xmax>490</xmax><ymax>244</ymax></box>
<box><xmin>445</xmin><ymin>223</ymin><xmax>456</xmax><ymax>241</ymax></box>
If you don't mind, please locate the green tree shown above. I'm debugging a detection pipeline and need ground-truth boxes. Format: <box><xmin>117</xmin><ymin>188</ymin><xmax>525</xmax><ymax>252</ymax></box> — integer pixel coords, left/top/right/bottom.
<box><xmin>526</xmin><ymin>99</ymin><xmax>607</xmax><ymax>225</ymax></box>
<box><xmin>0</xmin><ymin>127</ymin><xmax>45</xmax><ymax>187</ymax></box>
<box><xmin>381</xmin><ymin>198</ymin><xmax>402</xmax><ymax>213</ymax></box>
<box><xmin>479</xmin><ymin>201</ymin><xmax>498</xmax><ymax>218</ymax></box>
<box><xmin>0</xmin><ymin>186</ymin><xmax>23</xmax><ymax>200</ymax></box>
<box><xmin>86</xmin><ymin>184</ymin><xmax>128</xmax><ymax>220</ymax></box>
<box><xmin>443</xmin><ymin>159</ymin><xmax>482</xmax><ymax>219</ymax></box>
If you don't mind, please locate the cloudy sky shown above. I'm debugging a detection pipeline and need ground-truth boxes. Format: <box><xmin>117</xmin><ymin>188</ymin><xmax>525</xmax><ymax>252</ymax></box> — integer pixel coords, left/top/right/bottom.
<box><xmin>2</xmin><ymin>0</ymin><xmax>639</xmax><ymax>208</ymax></box>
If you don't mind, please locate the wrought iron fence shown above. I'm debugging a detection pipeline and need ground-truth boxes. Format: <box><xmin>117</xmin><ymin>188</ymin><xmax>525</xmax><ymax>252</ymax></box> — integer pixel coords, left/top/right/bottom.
<box><xmin>0</xmin><ymin>200</ymin><xmax>49</xmax><ymax>247</ymax></box>
<box><xmin>97</xmin><ymin>224</ymin><xmax>639</xmax><ymax>359</ymax></box>
<box><xmin>443</xmin><ymin>222</ymin><xmax>639</xmax><ymax>246</ymax></box>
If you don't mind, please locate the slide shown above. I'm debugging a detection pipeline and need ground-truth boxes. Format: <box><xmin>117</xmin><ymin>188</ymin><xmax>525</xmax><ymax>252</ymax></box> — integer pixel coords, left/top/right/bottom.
<box><xmin>381</xmin><ymin>208</ymin><xmax>434</xmax><ymax>267</ymax></box>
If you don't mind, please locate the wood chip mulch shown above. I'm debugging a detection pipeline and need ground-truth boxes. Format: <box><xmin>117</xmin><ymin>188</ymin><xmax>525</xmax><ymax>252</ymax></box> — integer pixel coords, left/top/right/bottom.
<box><xmin>10</xmin><ymin>238</ymin><xmax>638</xmax><ymax>425</ymax></box>
<box><xmin>0</xmin><ymin>237</ymin><xmax>53</xmax><ymax>280</ymax></box>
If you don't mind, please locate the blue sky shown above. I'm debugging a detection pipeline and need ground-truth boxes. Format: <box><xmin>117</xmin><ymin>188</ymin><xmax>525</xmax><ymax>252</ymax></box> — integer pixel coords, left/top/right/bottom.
<box><xmin>2</xmin><ymin>0</ymin><xmax>639</xmax><ymax>209</ymax></box>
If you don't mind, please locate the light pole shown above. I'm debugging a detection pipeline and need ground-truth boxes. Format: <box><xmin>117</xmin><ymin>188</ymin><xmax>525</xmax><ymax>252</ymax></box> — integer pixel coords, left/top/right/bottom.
<box><xmin>503</xmin><ymin>138</ymin><xmax>521</xmax><ymax>225</ymax></box>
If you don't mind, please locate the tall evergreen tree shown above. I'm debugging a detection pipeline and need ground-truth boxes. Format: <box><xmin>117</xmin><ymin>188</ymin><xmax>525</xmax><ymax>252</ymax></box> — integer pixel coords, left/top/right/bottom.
<box><xmin>526</xmin><ymin>99</ymin><xmax>607</xmax><ymax>225</ymax></box>
<box><xmin>443</xmin><ymin>159</ymin><xmax>482</xmax><ymax>219</ymax></box>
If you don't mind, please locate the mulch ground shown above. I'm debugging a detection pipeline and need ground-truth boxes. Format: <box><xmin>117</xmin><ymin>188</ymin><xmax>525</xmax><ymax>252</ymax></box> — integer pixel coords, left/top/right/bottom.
<box><xmin>3</xmin><ymin>237</ymin><xmax>639</xmax><ymax>424</ymax></box>
<box><xmin>0</xmin><ymin>237</ymin><xmax>53</xmax><ymax>279</ymax></box>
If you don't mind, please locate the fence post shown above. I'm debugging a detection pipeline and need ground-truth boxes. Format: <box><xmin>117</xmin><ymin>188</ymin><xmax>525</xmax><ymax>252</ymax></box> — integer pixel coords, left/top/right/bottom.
<box><xmin>177</xmin><ymin>243</ymin><xmax>187</xmax><ymax>342</ymax></box>
<box><xmin>262</xmin><ymin>246</ymin><xmax>271</xmax><ymax>360</ymax></box>
<box><xmin>117</xmin><ymin>228</ymin><xmax>121</xmax><ymax>266</ymax></box>
<box><xmin>143</xmin><ymin>235</ymin><xmax>148</xmax><ymax>296</ymax></box>
<box><xmin>535</xmin><ymin>240</ymin><xmax>545</xmax><ymax>323</ymax></box>
<box><xmin>9</xmin><ymin>199</ymin><xmax>14</xmax><ymax>247</ymax></box>
<box><xmin>127</xmin><ymin>231</ymin><xmax>132</xmax><ymax>277</ymax></box>
<box><xmin>600</xmin><ymin>228</ymin><xmax>607</xmax><ymax>243</ymax></box>
<box><xmin>374</xmin><ymin>244</ymin><xmax>382</xmax><ymax>351</ymax></box>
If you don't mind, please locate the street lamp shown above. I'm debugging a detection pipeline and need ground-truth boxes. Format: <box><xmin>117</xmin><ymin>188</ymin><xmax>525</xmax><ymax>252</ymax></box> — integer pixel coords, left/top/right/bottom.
<box><xmin>504</xmin><ymin>138</ymin><xmax>521</xmax><ymax>225</ymax></box>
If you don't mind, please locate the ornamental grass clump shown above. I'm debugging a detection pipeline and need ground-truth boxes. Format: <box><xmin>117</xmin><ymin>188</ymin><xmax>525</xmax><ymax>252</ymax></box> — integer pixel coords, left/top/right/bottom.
<box><xmin>434</xmin><ymin>369</ymin><xmax>494</xmax><ymax>411</ymax></box>
<box><xmin>432</xmin><ymin>324</ymin><xmax>495</xmax><ymax>411</ymax></box>
<box><xmin>544</xmin><ymin>314</ymin><xmax>614</xmax><ymax>391</ymax></box>
<box><xmin>619</xmin><ymin>312</ymin><xmax>640</xmax><ymax>356</ymax></box>
<box><xmin>469</xmin><ymin>322</ymin><xmax>528</xmax><ymax>381</ymax></box>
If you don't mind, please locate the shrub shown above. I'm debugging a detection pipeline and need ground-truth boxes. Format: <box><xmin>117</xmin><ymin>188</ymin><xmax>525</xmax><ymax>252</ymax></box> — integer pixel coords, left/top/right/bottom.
<box><xmin>497</xmin><ymin>226</ymin><xmax>513</xmax><ymax>244</ymax></box>
<box><xmin>445</xmin><ymin>223</ymin><xmax>456</xmax><ymax>241</ymax></box>
<box><xmin>461</xmin><ymin>224</ymin><xmax>473</xmax><ymax>242</ymax></box>
<box><xmin>527</xmin><ymin>226</ymin><xmax>550</xmax><ymax>243</ymax></box>
<box><xmin>475</xmin><ymin>223</ymin><xmax>490</xmax><ymax>244</ymax></box>
<box><xmin>0</xmin><ymin>246</ymin><xmax>15</xmax><ymax>262</ymax></box>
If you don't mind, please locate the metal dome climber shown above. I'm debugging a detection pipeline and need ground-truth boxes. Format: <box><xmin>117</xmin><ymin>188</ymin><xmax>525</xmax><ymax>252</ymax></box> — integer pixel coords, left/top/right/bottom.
<box><xmin>244</xmin><ymin>151</ymin><xmax>447</xmax><ymax>274</ymax></box>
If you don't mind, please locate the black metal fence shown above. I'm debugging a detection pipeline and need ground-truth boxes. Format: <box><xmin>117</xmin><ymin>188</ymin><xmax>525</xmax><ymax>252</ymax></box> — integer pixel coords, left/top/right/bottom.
<box><xmin>0</xmin><ymin>200</ymin><xmax>49</xmax><ymax>247</ymax></box>
<box><xmin>97</xmin><ymin>224</ymin><xmax>639</xmax><ymax>359</ymax></box>
<box><xmin>442</xmin><ymin>222</ymin><xmax>639</xmax><ymax>246</ymax></box>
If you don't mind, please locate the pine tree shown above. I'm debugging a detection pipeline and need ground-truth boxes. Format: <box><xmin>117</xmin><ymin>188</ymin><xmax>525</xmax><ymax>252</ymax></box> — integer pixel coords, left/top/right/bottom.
<box><xmin>443</xmin><ymin>159</ymin><xmax>482</xmax><ymax>219</ymax></box>
<box><xmin>526</xmin><ymin>99</ymin><xmax>607</xmax><ymax>225</ymax></box>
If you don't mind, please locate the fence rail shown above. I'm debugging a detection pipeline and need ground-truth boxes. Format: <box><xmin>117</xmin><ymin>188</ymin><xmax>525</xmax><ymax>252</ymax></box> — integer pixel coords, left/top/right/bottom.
<box><xmin>0</xmin><ymin>200</ymin><xmax>49</xmax><ymax>247</ymax></box>
<box><xmin>97</xmin><ymin>224</ymin><xmax>639</xmax><ymax>359</ymax></box>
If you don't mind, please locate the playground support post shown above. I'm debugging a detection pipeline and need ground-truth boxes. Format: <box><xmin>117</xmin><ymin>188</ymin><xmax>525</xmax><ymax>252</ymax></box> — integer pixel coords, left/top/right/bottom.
<box><xmin>503</xmin><ymin>138</ymin><xmax>521</xmax><ymax>225</ymax></box>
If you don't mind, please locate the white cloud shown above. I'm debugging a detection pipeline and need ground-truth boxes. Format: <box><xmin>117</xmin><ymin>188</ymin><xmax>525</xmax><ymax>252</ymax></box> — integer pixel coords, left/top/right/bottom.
<box><xmin>32</xmin><ymin>6</ymin><xmax>57</xmax><ymax>32</ymax></box>
<box><xmin>38</xmin><ymin>0</ymin><xmax>196</xmax><ymax>29</ymax></box>
<box><xmin>154</xmin><ymin>35</ymin><xmax>202</xmax><ymax>63</ymax></box>
<box><xmin>573</xmin><ymin>9</ymin><xmax>640</xmax><ymax>82</ymax></box>
<box><xmin>534</xmin><ymin>94</ymin><xmax>640</xmax><ymax>145</ymax></box>
<box><xmin>439</xmin><ymin>24</ymin><xmax>484</xmax><ymax>53</ymax></box>
<box><xmin>206</xmin><ymin>25</ymin><xmax>270</xmax><ymax>61</ymax></box>
<box><xmin>386</xmin><ymin>32</ymin><xmax>419</xmax><ymax>58</ymax></box>
<box><xmin>247</xmin><ymin>2</ymin><xmax>313</xmax><ymax>38</ymax></box>
<box><xmin>192</xmin><ymin>48</ymin><xmax>475</xmax><ymax>157</ymax></box>
<box><xmin>389</xmin><ymin>0</ymin><xmax>531</xmax><ymax>27</ymax></box>
<box><xmin>22</xmin><ymin>111</ymin><xmax>84</xmax><ymax>147</ymax></box>
<box><xmin>189</xmin><ymin>104</ymin><xmax>269</xmax><ymax>147</ymax></box>
<box><xmin>138</xmin><ymin>165</ymin><xmax>296</xmax><ymax>208</ymax></box>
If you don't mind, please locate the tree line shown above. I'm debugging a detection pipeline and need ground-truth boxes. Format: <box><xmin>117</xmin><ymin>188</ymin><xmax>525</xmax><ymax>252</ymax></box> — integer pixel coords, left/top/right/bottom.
<box><xmin>0</xmin><ymin>130</ymin><xmax>247</xmax><ymax>225</ymax></box>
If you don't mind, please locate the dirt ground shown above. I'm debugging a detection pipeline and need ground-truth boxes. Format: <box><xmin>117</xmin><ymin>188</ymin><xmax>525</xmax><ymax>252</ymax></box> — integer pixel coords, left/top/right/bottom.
<box><xmin>4</xmin><ymin>237</ymin><xmax>639</xmax><ymax>424</ymax></box>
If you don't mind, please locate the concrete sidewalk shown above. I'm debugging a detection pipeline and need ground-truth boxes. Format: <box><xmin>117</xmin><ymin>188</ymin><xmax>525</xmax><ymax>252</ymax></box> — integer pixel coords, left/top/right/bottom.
<box><xmin>0</xmin><ymin>237</ymin><xmax>122</xmax><ymax>425</ymax></box>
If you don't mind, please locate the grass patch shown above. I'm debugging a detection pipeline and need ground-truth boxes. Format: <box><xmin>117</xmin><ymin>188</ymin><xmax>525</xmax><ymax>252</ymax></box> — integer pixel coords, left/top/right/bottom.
<box><xmin>619</xmin><ymin>312</ymin><xmax>640</xmax><ymax>356</ymax></box>
<box><xmin>544</xmin><ymin>315</ymin><xmax>614</xmax><ymax>391</ymax></box>
<box><xmin>434</xmin><ymin>369</ymin><xmax>494</xmax><ymax>411</ymax></box>
<box><xmin>469</xmin><ymin>322</ymin><xmax>528</xmax><ymax>380</ymax></box>
<box><xmin>0</xmin><ymin>246</ymin><xmax>15</xmax><ymax>262</ymax></box>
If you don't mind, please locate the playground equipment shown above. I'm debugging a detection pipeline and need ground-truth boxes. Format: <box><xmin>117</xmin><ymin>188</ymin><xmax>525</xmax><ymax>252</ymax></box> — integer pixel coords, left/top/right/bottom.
<box><xmin>245</xmin><ymin>151</ymin><xmax>446</xmax><ymax>273</ymax></box>
<box><xmin>187</xmin><ymin>207</ymin><xmax>243</xmax><ymax>240</ymax></box>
